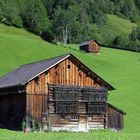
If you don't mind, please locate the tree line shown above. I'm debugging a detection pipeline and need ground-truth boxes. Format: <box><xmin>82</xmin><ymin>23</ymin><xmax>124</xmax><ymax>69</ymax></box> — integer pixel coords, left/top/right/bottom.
<box><xmin>0</xmin><ymin>0</ymin><xmax>140</xmax><ymax>51</ymax></box>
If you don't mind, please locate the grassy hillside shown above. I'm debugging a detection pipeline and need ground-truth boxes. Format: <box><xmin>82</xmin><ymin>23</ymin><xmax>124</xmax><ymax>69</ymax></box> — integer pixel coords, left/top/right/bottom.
<box><xmin>0</xmin><ymin>24</ymin><xmax>140</xmax><ymax>139</ymax></box>
<box><xmin>0</xmin><ymin>129</ymin><xmax>140</xmax><ymax>140</ymax></box>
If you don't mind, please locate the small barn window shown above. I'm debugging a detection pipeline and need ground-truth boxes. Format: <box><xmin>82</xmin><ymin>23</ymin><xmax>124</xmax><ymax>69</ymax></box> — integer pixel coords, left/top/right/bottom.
<box><xmin>78</xmin><ymin>68</ymin><xmax>82</xmax><ymax>73</ymax></box>
<box><xmin>55</xmin><ymin>70</ymin><xmax>58</xmax><ymax>75</ymax></box>
<box><xmin>86</xmin><ymin>71</ymin><xmax>90</xmax><ymax>77</ymax></box>
<box><xmin>71</xmin><ymin>115</ymin><xmax>78</xmax><ymax>121</ymax></box>
<box><xmin>55</xmin><ymin>65</ymin><xmax>59</xmax><ymax>75</ymax></box>
<box><xmin>45</xmin><ymin>71</ymin><xmax>48</xmax><ymax>75</ymax></box>
<box><xmin>88</xmin><ymin>115</ymin><xmax>94</xmax><ymax>121</ymax></box>
<box><xmin>55</xmin><ymin>65</ymin><xmax>58</xmax><ymax>69</ymax></box>
<box><xmin>94</xmin><ymin>77</ymin><xmax>97</xmax><ymax>82</ymax></box>
<box><xmin>67</xmin><ymin>64</ymin><xmax>71</xmax><ymax>69</ymax></box>
<box><xmin>94</xmin><ymin>77</ymin><xmax>100</xmax><ymax>83</ymax></box>
<box><xmin>35</xmin><ymin>77</ymin><xmax>39</xmax><ymax>84</ymax></box>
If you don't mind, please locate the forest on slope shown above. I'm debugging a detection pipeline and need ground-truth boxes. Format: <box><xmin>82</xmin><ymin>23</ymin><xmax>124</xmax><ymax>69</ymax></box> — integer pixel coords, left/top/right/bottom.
<box><xmin>0</xmin><ymin>0</ymin><xmax>140</xmax><ymax>51</ymax></box>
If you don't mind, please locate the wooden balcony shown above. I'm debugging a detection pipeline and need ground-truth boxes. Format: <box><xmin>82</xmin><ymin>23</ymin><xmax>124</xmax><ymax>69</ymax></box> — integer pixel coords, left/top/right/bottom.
<box><xmin>48</xmin><ymin>84</ymin><xmax>108</xmax><ymax>115</ymax></box>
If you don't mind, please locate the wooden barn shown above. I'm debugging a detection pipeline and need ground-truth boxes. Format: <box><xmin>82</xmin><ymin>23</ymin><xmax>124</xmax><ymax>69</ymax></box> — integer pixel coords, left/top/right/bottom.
<box><xmin>80</xmin><ymin>40</ymin><xmax>100</xmax><ymax>53</ymax></box>
<box><xmin>0</xmin><ymin>54</ymin><xmax>125</xmax><ymax>131</ymax></box>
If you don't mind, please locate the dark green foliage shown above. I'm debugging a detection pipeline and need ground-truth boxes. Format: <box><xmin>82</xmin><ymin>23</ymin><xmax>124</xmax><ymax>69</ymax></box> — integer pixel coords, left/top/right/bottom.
<box><xmin>0</xmin><ymin>0</ymin><xmax>23</xmax><ymax>27</ymax></box>
<box><xmin>112</xmin><ymin>35</ymin><xmax>129</xmax><ymax>48</ymax></box>
<box><xmin>52</xmin><ymin>1</ymin><xmax>91</xmax><ymax>44</ymax></box>
<box><xmin>135</xmin><ymin>0</ymin><xmax>140</xmax><ymax>10</ymax></box>
<box><xmin>128</xmin><ymin>40</ymin><xmax>140</xmax><ymax>51</ymax></box>
<box><xmin>128</xmin><ymin>26</ymin><xmax>140</xmax><ymax>51</ymax></box>
<box><xmin>21</xmin><ymin>0</ymin><xmax>50</xmax><ymax>35</ymax></box>
<box><xmin>111</xmin><ymin>26</ymin><xmax>140</xmax><ymax>52</ymax></box>
<box><xmin>21</xmin><ymin>118</ymin><xmax>26</xmax><ymax>131</ymax></box>
<box><xmin>93</xmin><ymin>10</ymin><xmax>107</xmax><ymax>25</ymax></box>
<box><xmin>96</xmin><ymin>0</ymin><xmax>114</xmax><ymax>14</ymax></box>
<box><xmin>130</xmin><ymin>26</ymin><xmax>140</xmax><ymax>41</ymax></box>
<box><xmin>121</xmin><ymin>0</ymin><xmax>138</xmax><ymax>21</ymax></box>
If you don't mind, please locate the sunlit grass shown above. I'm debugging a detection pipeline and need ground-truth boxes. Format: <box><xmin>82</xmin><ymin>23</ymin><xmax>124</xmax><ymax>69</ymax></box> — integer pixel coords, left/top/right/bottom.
<box><xmin>0</xmin><ymin>129</ymin><xmax>140</xmax><ymax>140</ymax></box>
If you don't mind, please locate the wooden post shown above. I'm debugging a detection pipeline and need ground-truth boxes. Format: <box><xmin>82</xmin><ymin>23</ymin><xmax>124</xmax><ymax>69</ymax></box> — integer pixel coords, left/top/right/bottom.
<box><xmin>26</xmin><ymin>113</ymin><xmax>31</xmax><ymax>131</ymax></box>
<box><xmin>26</xmin><ymin>94</ymin><xmax>31</xmax><ymax>131</ymax></box>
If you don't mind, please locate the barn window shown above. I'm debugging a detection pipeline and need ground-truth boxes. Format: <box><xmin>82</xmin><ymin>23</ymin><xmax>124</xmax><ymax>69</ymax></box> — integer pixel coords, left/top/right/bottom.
<box><xmin>45</xmin><ymin>71</ymin><xmax>48</xmax><ymax>75</ymax></box>
<box><xmin>67</xmin><ymin>64</ymin><xmax>71</xmax><ymax>69</ymax></box>
<box><xmin>78</xmin><ymin>65</ymin><xmax>83</xmax><ymax>71</ymax></box>
<box><xmin>55</xmin><ymin>65</ymin><xmax>59</xmax><ymax>75</ymax></box>
<box><xmin>35</xmin><ymin>77</ymin><xmax>39</xmax><ymax>84</ymax></box>
<box><xmin>88</xmin><ymin>115</ymin><xmax>94</xmax><ymax>121</ymax></box>
<box><xmin>94</xmin><ymin>77</ymin><xmax>97</xmax><ymax>82</ymax></box>
<box><xmin>55</xmin><ymin>70</ymin><xmax>58</xmax><ymax>75</ymax></box>
<box><xmin>55</xmin><ymin>65</ymin><xmax>58</xmax><ymax>69</ymax></box>
<box><xmin>94</xmin><ymin>77</ymin><xmax>100</xmax><ymax>84</ymax></box>
<box><xmin>86</xmin><ymin>71</ymin><xmax>90</xmax><ymax>77</ymax></box>
<box><xmin>71</xmin><ymin>115</ymin><xmax>78</xmax><ymax>121</ymax></box>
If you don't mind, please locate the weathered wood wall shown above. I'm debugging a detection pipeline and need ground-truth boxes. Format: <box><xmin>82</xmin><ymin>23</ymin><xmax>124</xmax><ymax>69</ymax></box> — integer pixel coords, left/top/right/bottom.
<box><xmin>25</xmin><ymin>57</ymin><xmax>104</xmax><ymax>130</ymax></box>
<box><xmin>106</xmin><ymin>104</ymin><xmax>124</xmax><ymax>130</ymax></box>
<box><xmin>48</xmin><ymin>84</ymin><xmax>107</xmax><ymax>131</ymax></box>
<box><xmin>26</xmin><ymin>73</ymin><xmax>48</xmax><ymax>122</ymax></box>
<box><xmin>89</xmin><ymin>41</ymin><xmax>100</xmax><ymax>53</ymax></box>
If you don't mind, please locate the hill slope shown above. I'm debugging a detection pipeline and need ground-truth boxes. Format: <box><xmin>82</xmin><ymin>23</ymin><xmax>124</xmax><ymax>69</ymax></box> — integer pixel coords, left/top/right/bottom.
<box><xmin>0</xmin><ymin>24</ymin><xmax>140</xmax><ymax>138</ymax></box>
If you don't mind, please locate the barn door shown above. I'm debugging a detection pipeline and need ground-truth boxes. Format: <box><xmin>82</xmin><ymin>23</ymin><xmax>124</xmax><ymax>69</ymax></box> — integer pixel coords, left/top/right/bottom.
<box><xmin>0</xmin><ymin>94</ymin><xmax>26</xmax><ymax>130</ymax></box>
<box><xmin>0</xmin><ymin>96</ymin><xmax>12</xmax><ymax>128</ymax></box>
<box><xmin>78</xmin><ymin>116</ymin><xmax>87</xmax><ymax>131</ymax></box>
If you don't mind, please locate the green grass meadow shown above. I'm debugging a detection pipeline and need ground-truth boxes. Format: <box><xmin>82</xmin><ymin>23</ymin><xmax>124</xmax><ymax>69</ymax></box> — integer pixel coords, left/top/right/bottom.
<box><xmin>0</xmin><ymin>24</ymin><xmax>140</xmax><ymax>139</ymax></box>
<box><xmin>0</xmin><ymin>129</ymin><xmax>140</xmax><ymax>140</ymax></box>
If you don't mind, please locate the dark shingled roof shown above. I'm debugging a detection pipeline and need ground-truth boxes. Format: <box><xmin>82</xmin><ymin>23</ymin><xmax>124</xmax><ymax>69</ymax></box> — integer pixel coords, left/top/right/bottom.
<box><xmin>0</xmin><ymin>53</ymin><xmax>115</xmax><ymax>90</ymax></box>
<box><xmin>0</xmin><ymin>54</ymin><xmax>70</xmax><ymax>89</ymax></box>
<box><xmin>80</xmin><ymin>39</ymin><xmax>99</xmax><ymax>47</ymax></box>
